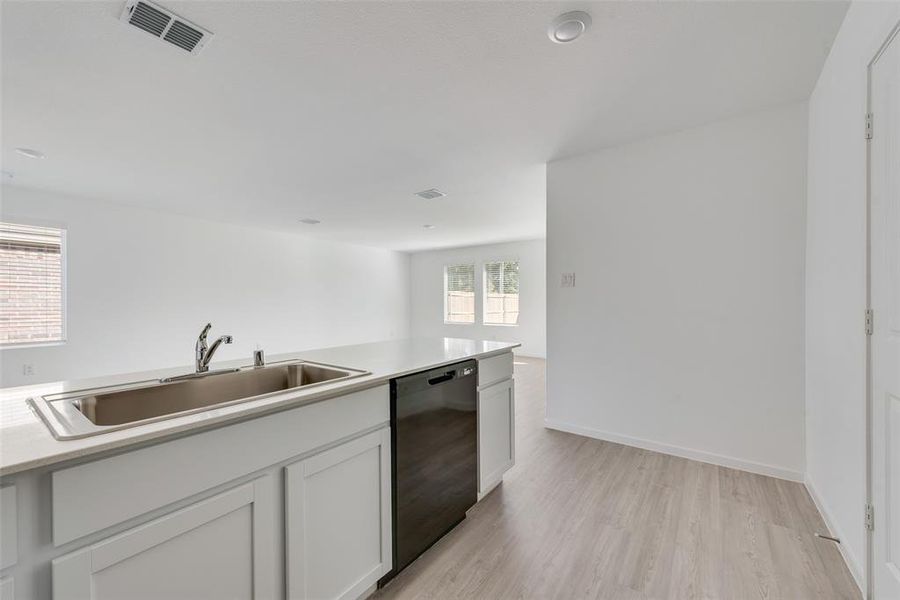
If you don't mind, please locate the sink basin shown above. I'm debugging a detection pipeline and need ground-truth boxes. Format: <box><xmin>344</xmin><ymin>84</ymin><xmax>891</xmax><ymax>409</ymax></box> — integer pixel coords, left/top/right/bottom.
<box><xmin>28</xmin><ymin>360</ymin><xmax>369</xmax><ymax>440</ymax></box>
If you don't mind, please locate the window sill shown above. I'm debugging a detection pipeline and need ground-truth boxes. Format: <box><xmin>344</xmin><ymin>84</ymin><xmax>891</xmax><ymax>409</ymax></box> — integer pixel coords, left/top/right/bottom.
<box><xmin>483</xmin><ymin>323</ymin><xmax>519</xmax><ymax>327</ymax></box>
<box><xmin>443</xmin><ymin>321</ymin><xmax>475</xmax><ymax>326</ymax></box>
<box><xmin>1</xmin><ymin>340</ymin><xmax>67</xmax><ymax>350</ymax></box>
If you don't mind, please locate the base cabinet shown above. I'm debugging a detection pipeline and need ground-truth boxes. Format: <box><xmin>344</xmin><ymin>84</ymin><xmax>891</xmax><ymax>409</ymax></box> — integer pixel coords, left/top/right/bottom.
<box><xmin>3</xmin><ymin>385</ymin><xmax>392</xmax><ymax>600</ymax></box>
<box><xmin>2</xmin><ymin>355</ymin><xmax>515</xmax><ymax>599</ymax></box>
<box><xmin>52</xmin><ymin>475</ymin><xmax>277</xmax><ymax>600</ymax></box>
<box><xmin>285</xmin><ymin>428</ymin><xmax>392</xmax><ymax>600</ymax></box>
<box><xmin>477</xmin><ymin>377</ymin><xmax>515</xmax><ymax>497</ymax></box>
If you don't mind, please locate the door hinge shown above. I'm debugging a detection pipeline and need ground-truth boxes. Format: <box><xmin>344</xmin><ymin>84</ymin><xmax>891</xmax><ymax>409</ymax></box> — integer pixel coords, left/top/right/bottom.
<box><xmin>866</xmin><ymin>113</ymin><xmax>873</xmax><ymax>140</ymax></box>
<box><xmin>866</xmin><ymin>504</ymin><xmax>875</xmax><ymax>531</ymax></box>
<box><xmin>866</xmin><ymin>309</ymin><xmax>874</xmax><ymax>336</ymax></box>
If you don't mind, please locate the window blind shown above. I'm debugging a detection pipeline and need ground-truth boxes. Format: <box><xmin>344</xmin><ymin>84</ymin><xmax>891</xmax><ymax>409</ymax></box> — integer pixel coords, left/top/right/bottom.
<box><xmin>484</xmin><ymin>260</ymin><xmax>519</xmax><ymax>325</ymax></box>
<box><xmin>445</xmin><ymin>264</ymin><xmax>475</xmax><ymax>324</ymax></box>
<box><xmin>0</xmin><ymin>222</ymin><xmax>65</xmax><ymax>345</ymax></box>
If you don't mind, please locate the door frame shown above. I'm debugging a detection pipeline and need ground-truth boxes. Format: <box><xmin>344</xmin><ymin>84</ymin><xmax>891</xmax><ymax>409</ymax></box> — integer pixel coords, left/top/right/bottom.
<box><xmin>866</xmin><ymin>18</ymin><xmax>900</xmax><ymax>600</ymax></box>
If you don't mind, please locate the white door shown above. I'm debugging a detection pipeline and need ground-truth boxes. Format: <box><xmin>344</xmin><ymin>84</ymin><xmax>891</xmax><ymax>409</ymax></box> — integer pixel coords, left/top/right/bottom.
<box><xmin>870</xmin><ymin>23</ymin><xmax>900</xmax><ymax>600</ymax></box>
<box><xmin>52</xmin><ymin>476</ymin><xmax>277</xmax><ymax>600</ymax></box>
<box><xmin>284</xmin><ymin>427</ymin><xmax>392</xmax><ymax>600</ymax></box>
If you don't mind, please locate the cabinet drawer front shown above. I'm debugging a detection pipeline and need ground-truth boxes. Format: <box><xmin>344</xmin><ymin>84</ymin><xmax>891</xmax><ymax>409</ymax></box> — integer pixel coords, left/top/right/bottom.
<box><xmin>53</xmin><ymin>385</ymin><xmax>389</xmax><ymax>546</ymax></box>
<box><xmin>478</xmin><ymin>352</ymin><xmax>514</xmax><ymax>388</ymax></box>
<box><xmin>52</xmin><ymin>476</ymin><xmax>276</xmax><ymax>600</ymax></box>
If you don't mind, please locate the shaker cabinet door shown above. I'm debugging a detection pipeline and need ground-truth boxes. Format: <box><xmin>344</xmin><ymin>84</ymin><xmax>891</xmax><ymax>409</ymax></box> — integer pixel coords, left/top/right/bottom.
<box><xmin>53</xmin><ymin>475</ymin><xmax>277</xmax><ymax>600</ymax></box>
<box><xmin>285</xmin><ymin>427</ymin><xmax>392</xmax><ymax>600</ymax></box>
<box><xmin>478</xmin><ymin>378</ymin><xmax>515</xmax><ymax>496</ymax></box>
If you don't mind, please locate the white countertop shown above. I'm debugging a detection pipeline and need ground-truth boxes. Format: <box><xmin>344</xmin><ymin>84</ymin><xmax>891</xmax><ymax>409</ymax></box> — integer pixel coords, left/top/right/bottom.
<box><xmin>0</xmin><ymin>337</ymin><xmax>518</xmax><ymax>477</ymax></box>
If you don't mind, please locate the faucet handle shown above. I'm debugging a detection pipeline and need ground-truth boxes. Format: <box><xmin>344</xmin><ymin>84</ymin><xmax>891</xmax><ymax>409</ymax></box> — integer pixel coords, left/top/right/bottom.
<box><xmin>198</xmin><ymin>323</ymin><xmax>213</xmax><ymax>343</ymax></box>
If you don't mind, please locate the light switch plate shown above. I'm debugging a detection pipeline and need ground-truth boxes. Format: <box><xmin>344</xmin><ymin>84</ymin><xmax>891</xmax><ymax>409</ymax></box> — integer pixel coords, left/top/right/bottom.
<box><xmin>561</xmin><ymin>273</ymin><xmax>576</xmax><ymax>288</ymax></box>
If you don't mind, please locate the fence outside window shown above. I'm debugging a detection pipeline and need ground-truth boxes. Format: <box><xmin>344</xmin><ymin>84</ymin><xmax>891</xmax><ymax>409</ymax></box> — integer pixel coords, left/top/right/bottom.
<box><xmin>484</xmin><ymin>261</ymin><xmax>519</xmax><ymax>325</ymax></box>
<box><xmin>445</xmin><ymin>264</ymin><xmax>475</xmax><ymax>323</ymax></box>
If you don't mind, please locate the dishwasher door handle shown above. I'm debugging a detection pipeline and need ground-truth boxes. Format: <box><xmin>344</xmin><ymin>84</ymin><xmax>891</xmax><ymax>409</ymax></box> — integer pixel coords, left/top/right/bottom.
<box><xmin>427</xmin><ymin>372</ymin><xmax>455</xmax><ymax>386</ymax></box>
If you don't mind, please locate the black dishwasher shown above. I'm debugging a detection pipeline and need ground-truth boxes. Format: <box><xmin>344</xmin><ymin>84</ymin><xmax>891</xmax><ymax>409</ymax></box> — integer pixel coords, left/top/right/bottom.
<box><xmin>379</xmin><ymin>360</ymin><xmax>478</xmax><ymax>585</ymax></box>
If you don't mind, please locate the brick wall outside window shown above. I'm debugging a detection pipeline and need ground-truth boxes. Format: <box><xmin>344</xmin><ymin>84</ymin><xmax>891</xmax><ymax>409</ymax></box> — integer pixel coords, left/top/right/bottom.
<box><xmin>0</xmin><ymin>222</ymin><xmax>65</xmax><ymax>345</ymax></box>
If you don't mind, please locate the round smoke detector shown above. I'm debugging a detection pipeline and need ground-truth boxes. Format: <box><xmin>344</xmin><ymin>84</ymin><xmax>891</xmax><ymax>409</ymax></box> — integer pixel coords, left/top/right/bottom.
<box><xmin>548</xmin><ymin>11</ymin><xmax>592</xmax><ymax>44</ymax></box>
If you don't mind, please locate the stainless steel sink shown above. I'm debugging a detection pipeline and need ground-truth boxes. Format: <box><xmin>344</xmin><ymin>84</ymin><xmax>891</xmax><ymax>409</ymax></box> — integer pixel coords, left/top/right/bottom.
<box><xmin>28</xmin><ymin>360</ymin><xmax>369</xmax><ymax>440</ymax></box>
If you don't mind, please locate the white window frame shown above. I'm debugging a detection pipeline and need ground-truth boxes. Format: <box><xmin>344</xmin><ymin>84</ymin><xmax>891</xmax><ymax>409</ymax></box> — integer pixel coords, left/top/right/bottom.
<box><xmin>0</xmin><ymin>220</ymin><xmax>68</xmax><ymax>348</ymax></box>
<box><xmin>482</xmin><ymin>258</ymin><xmax>519</xmax><ymax>327</ymax></box>
<box><xmin>443</xmin><ymin>263</ymin><xmax>476</xmax><ymax>325</ymax></box>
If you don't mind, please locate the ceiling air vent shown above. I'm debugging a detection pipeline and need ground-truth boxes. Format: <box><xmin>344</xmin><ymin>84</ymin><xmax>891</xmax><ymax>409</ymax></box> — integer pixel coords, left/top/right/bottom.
<box><xmin>120</xmin><ymin>0</ymin><xmax>213</xmax><ymax>55</ymax></box>
<box><xmin>415</xmin><ymin>188</ymin><xmax>446</xmax><ymax>200</ymax></box>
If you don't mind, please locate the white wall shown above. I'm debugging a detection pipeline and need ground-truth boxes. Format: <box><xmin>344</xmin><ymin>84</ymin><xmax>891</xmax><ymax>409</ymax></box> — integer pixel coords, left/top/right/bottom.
<box><xmin>410</xmin><ymin>239</ymin><xmax>546</xmax><ymax>358</ymax></box>
<box><xmin>546</xmin><ymin>102</ymin><xmax>808</xmax><ymax>481</ymax></box>
<box><xmin>0</xmin><ymin>185</ymin><xmax>411</xmax><ymax>387</ymax></box>
<box><xmin>806</xmin><ymin>3</ymin><xmax>900</xmax><ymax>590</ymax></box>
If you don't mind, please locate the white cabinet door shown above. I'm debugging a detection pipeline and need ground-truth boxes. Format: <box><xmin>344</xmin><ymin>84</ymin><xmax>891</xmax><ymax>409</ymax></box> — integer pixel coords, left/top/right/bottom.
<box><xmin>478</xmin><ymin>378</ymin><xmax>515</xmax><ymax>497</ymax></box>
<box><xmin>285</xmin><ymin>428</ymin><xmax>391</xmax><ymax>600</ymax></box>
<box><xmin>52</xmin><ymin>475</ymin><xmax>276</xmax><ymax>600</ymax></box>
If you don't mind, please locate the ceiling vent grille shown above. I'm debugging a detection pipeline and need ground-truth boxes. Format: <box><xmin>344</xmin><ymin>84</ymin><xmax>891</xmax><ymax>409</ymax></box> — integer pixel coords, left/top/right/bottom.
<box><xmin>415</xmin><ymin>188</ymin><xmax>446</xmax><ymax>200</ymax></box>
<box><xmin>120</xmin><ymin>0</ymin><xmax>213</xmax><ymax>55</ymax></box>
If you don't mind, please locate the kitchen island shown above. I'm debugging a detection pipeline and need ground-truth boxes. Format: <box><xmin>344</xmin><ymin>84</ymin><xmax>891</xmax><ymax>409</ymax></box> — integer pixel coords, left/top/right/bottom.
<box><xmin>0</xmin><ymin>337</ymin><xmax>518</xmax><ymax>600</ymax></box>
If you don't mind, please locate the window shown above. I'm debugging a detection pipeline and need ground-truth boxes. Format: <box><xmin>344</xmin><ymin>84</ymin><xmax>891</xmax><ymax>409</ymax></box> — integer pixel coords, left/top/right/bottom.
<box><xmin>444</xmin><ymin>263</ymin><xmax>475</xmax><ymax>324</ymax></box>
<box><xmin>484</xmin><ymin>260</ymin><xmax>519</xmax><ymax>325</ymax></box>
<box><xmin>0</xmin><ymin>222</ymin><xmax>66</xmax><ymax>346</ymax></box>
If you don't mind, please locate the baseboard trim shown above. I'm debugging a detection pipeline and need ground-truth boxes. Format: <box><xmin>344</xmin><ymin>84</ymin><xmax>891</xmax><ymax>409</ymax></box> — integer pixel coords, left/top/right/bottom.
<box><xmin>543</xmin><ymin>418</ymin><xmax>804</xmax><ymax>482</ymax></box>
<box><xmin>804</xmin><ymin>475</ymin><xmax>865</xmax><ymax>598</ymax></box>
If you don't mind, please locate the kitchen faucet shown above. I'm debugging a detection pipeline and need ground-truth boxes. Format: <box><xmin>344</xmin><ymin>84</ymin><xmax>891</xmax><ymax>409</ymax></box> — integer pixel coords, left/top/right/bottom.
<box><xmin>195</xmin><ymin>323</ymin><xmax>233</xmax><ymax>373</ymax></box>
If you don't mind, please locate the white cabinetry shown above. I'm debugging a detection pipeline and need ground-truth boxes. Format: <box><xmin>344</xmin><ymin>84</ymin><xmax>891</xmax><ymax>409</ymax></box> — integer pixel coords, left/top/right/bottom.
<box><xmin>51</xmin><ymin>385</ymin><xmax>389</xmax><ymax>547</ymax></box>
<box><xmin>37</xmin><ymin>385</ymin><xmax>389</xmax><ymax>600</ymax></box>
<box><xmin>285</xmin><ymin>428</ymin><xmax>392</xmax><ymax>600</ymax></box>
<box><xmin>477</xmin><ymin>353</ymin><xmax>515</xmax><ymax>498</ymax></box>
<box><xmin>52</xmin><ymin>475</ymin><xmax>277</xmax><ymax>600</ymax></box>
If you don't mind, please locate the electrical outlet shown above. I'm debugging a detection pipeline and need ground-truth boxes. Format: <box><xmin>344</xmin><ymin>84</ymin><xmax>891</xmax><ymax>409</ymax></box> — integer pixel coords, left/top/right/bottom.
<box><xmin>22</xmin><ymin>363</ymin><xmax>35</xmax><ymax>377</ymax></box>
<box><xmin>561</xmin><ymin>272</ymin><xmax>576</xmax><ymax>288</ymax></box>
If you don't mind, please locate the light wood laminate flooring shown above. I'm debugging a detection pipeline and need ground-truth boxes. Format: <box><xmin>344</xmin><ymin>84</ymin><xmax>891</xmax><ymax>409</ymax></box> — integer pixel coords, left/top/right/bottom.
<box><xmin>375</xmin><ymin>357</ymin><xmax>859</xmax><ymax>599</ymax></box>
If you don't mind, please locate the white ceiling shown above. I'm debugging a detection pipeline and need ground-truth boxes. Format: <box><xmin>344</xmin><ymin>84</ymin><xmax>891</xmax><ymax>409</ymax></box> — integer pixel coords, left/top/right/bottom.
<box><xmin>1</xmin><ymin>1</ymin><xmax>847</xmax><ymax>251</ymax></box>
